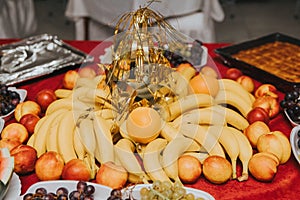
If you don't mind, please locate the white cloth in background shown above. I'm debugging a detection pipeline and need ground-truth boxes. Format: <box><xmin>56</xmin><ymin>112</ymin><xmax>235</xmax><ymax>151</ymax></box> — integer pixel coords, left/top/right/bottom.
<box><xmin>0</xmin><ymin>0</ymin><xmax>37</xmax><ymax>39</ymax></box>
<box><xmin>65</xmin><ymin>0</ymin><xmax>225</xmax><ymax>42</ymax></box>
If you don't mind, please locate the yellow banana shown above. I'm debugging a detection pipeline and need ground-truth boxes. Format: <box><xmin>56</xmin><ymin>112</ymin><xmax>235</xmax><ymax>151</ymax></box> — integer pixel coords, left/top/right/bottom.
<box><xmin>172</xmin><ymin>107</ymin><xmax>226</xmax><ymax>128</ymax></box>
<box><xmin>114</xmin><ymin>138</ymin><xmax>148</xmax><ymax>181</ymax></box>
<box><xmin>162</xmin><ymin>136</ymin><xmax>197</xmax><ymax>183</ymax></box>
<box><xmin>214</xmin><ymin>105</ymin><xmax>249</xmax><ymax>131</ymax></box>
<box><xmin>179</xmin><ymin>124</ymin><xmax>226</xmax><ymax>158</ymax></box>
<box><xmin>160</xmin><ymin>93</ymin><xmax>214</xmax><ymax>121</ymax></box>
<box><xmin>160</xmin><ymin>122</ymin><xmax>182</xmax><ymax>141</ymax></box>
<box><xmin>94</xmin><ymin>109</ymin><xmax>117</xmax><ymax>120</ymax></box>
<box><xmin>45</xmin><ymin>111</ymin><xmax>65</xmax><ymax>152</ymax></box>
<box><xmin>27</xmin><ymin>133</ymin><xmax>35</xmax><ymax>147</ymax></box>
<box><xmin>92</xmin><ymin>113</ymin><xmax>114</xmax><ymax>164</ymax></box>
<box><xmin>227</xmin><ymin>126</ymin><xmax>253</xmax><ymax>181</ymax></box>
<box><xmin>75</xmin><ymin>77</ymin><xmax>98</xmax><ymax>89</ymax></box>
<box><xmin>45</xmin><ymin>98</ymin><xmax>73</xmax><ymax>115</ymax></box>
<box><xmin>57</xmin><ymin>110</ymin><xmax>78</xmax><ymax>163</ymax></box>
<box><xmin>54</xmin><ymin>88</ymin><xmax>73</xmax><ymax>99</ymax></box>
<box><xmin>205</xmin><ymin>125</ymin><xmax>240</xmax><ymax>179</ymax></box>
<box><xmin>143</xmin><ymin>138</ymin><xmax>172</xmax><ymax>183</ymax></box>
<box><xmin>218</xmin><ymin>78</ymin><xmax>254</xmax><ymax>105</ymax></box>
<box><xmin>214</xmin><ymin>90</ymin><xmax>252</xmax><ymax>117</ymax></box>
<box><xmin>73</xmin><ymin>126</ymin><xmax>86</xmax><ymax>160</ymax></box>
<box><xmin>183</xmin><ymin>152</ymin><xmax>209</xmax><ymax>164</ymax></box>
<box><xmin>33</xmin><ymin>109</ymin><xmax>67</xmax><ymax>157</ymax></box>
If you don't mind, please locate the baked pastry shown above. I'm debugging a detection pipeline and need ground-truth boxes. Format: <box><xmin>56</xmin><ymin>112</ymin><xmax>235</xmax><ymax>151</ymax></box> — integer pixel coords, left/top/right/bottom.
<box><xmin>232</xmin><ymin>41</ymin><xmax>300</xmax><ymax>83</ymax></box>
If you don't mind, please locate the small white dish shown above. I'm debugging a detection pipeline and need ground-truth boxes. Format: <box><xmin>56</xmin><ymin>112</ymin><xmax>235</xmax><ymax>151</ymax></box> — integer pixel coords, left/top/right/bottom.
<box><xmin>0</xmin><ymin>118</ymin><xmax>4</xmax><ymax>133</ymax></box>
<box><xmin>122</xmin><ymin>184</ymin><xmax>215</xmax><ymax>200</ymax></box>
<box><xmin>4</xmin><ymin>173</ymin><xmax>21</xmax><ymax>200</ymax></box>
<box><xmin>0</xmin><ymin>87</ymin><xmax>27</xmax><ymax>121</ymax></box>
<box><xmin>290</xmin><ymin>125</ymin><xmax>300</xmax><ymax>164</ymax></box>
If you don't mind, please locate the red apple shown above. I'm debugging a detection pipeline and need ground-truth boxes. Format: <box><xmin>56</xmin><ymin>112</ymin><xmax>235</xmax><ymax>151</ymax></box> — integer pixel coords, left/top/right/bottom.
<box><xmin>252</xmin><ymin>96</ymin><xmax>280</xmax><ymax>118</ymax></box>
<box><xmin>254</xmin><ymin>84</ymin><xmax>278</xmax><ymax>98</ymax></box>
<box><xmin>10</xmin><ymin>144</ymin><xmax>37</xmax><ymax>175</ymax></box>
<box><xmin>19</xmin><ymin>113</ymin><xmax>40</xmax><ymax>135</ymax></box>
<box><xmin>237</xmin><ymin>75</ymin><xmax>255</xmax><ymax>93</ymax></box>
<box><xmin>247</xmin><ymin>107</ymin><xmax>270</xmax><ymax>124</ymax></box>
<box><xmin>62</xmin><ymin>159</ymin><xmax>91</xmax><ymax>181</ymax></box>
<box><xmin>225</xmin><ymin>68</ymin><xmax>243</xmax><ymax>80</ymax></box>
<box><xmin>35</xmin><ymin>89</ymin><xmax>57</xmax><ymax>112</ymax></box>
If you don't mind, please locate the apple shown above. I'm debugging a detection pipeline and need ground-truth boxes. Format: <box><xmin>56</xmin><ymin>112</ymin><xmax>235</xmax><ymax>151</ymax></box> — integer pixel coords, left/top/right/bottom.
<box><xmin>254</xmin><ymin>84</ymin><xmax>278</xmax><ymax>98</ymax></box>
<box><xmin>62</xmin><ymin>159</ymin><xmax>91</xmax><ymax>181</ymax></box>
<box><xmin>237</xmin><ymin>75</ymin><xmax>255</xmax><ymax>93</ymax></box>
<box><xmin>10</xmin><ymin>144</ymin><xmax>37</xmax><ymax>175</ymax></box>
<box><xmin>35</xmin><ymin>89</ymin><xmax>57</xmax><ymax>112</ymax></box>
<box><xmin>35</xmin><ymin>151</ymin><xmax>65</xmax><ymax>181</ymax></box>
<box><xmin>252</xmin><ymin>96</ymin><xmax>280</xmax><ymax>118</ymax></box>
<box><xmin>19</xmin><ymin>113</ymin><xmax>40</xmax><ymax>135</ymax></box>
<box><xmin>95</xmin><ymin>161</ymin><xmax>128</xmax><ymax>189</ymax></box>
<box><xmin>1</xmin><ymin>122</ymin><xmax>29</xmax><ymax>143</ymax></box>
<box><xmin>225</xmin><ymin>68</ymin><xmax>243</xmax><ymax>80</ymax></box>
<box><xmin>14</xmin><ymin>100</ymin><xmax>41</xmax><ymax>122</ymax></box>
<box><xmin>63</xmin><ymin>70</ymin><xmax>79</xmax><ymax>90</ymax></box>
<box><xmin>246</xmin><ymin>107</ymin><xmax>270</xmax><ymax>124</ymax></box>
<box><xmin>78</xmin><ymin>66</ymin><xmax>97</xmax><ymax>79</ymax></box>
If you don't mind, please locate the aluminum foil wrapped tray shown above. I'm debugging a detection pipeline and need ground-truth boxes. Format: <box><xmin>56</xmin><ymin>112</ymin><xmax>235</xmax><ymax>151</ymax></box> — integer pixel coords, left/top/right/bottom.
<box><xmin>0</xmin><ymin>34</ymin><xmax>93</xmax><ymax>85</ymax></box>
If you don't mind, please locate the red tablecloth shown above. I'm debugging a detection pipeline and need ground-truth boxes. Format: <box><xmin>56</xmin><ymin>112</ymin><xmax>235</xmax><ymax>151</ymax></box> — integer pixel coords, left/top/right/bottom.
<box><xmin>1</xmin><ymin>39</ymin><xmax>299</xmax><ymax>200</ymax></box>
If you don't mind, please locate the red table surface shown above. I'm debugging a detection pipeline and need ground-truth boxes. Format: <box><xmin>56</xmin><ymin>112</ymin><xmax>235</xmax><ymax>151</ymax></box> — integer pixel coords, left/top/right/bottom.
<box><xmin>1</xmin><ymin>39</ymin><xmax>299</xmax><ymax>200</ymax></box>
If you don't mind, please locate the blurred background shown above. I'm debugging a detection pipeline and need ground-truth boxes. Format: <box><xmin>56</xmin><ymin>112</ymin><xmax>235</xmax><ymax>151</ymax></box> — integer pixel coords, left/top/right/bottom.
<box><xmin>1</xmin><ymin>0</ymin><xmax>300</xmax><ymax>43</ymax></box>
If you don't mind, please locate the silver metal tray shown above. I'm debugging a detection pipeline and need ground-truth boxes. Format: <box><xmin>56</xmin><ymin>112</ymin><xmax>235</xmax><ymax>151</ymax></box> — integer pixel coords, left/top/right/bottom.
<box><xmin>0</xmin><ymin>34</ymin><xmax>93</xmax><ymax>85</ymax></box>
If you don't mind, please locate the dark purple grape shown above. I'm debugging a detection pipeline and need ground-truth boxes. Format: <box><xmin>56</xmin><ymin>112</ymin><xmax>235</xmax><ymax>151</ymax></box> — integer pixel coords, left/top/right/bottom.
<box><xmin>23</xmin><ymin>193</ymin><xmax>34</xmax><ymax>200</ymax></box>
<box><xmin>57</xmin><ymin>194</ymin><xmax>68</xmax><ymax>200</ymax></box>
<box><xmin>77</xmin><ymin>181</ymin><xmax>87</xmax><ymax>193</ymax></box>
<box><xmin>1</xmin><ymin>107</ymin><xmax>10</xmax><ymax>115</ymax></box>
<box><xmin>35</xmin><ymin>187</ymin><xmax>47</xmax><ymax>196</ymax></box>
<box><xmin>9</xmin><ymin>91</ymin><xmax>20</xmax><ymax>99</ymax></box>
<box><xmin>110</xmin><ymin>189</ymin><xmax>122</xmax><ymax>198</ymax></box>
<box><xmin>297</xmin><ymin>139</ymin><xmax>300</xmax><ymax>149</ymax></box>
<box><xmin>297</xmin><ymin>130</ymin><xmax>300</xmax><ymax>137</ymax></box>
<box><xmin>44</xmin><ymin>193</ymin><xmax>56</xmax><ymax>200</ymax></box>
<box><xmin>56</xmin><ymin>187</ymin><xmax>69</xmax><ymax>196</ymax></box>
<box><xmin>84</xmin><ymin>196</ymin><xmax>94</xmax><ymax>200</ymax></box>
<box><xmin>69</xmin><ymin>190</ymin><xmax>81</xmax><ymax>200</ymax></box>
<box><xmin>84</xmin><ymin>185</ymin><xmax>95</xmax><ymax>196</ymax></box>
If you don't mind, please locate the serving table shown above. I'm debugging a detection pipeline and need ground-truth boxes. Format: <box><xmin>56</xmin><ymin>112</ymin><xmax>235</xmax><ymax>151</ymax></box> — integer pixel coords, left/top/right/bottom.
<box><xmin>1</xmin><ymin>39</ymin><xmax>299</xmax><ymax>200</ymax></box>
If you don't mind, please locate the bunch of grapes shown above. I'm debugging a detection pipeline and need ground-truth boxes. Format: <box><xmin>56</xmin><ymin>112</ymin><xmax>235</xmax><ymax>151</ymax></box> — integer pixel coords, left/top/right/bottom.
<box><xmin>0</xmin><ymin>84</ymin><xmax>21</xmax><ymax>116</ymax></box>
<box><xmin>280</xmin><ymin>86</ymin><xmax>300</xmax><ymax>124</ymax></box>
<box><xmin>23</xmin><ymin>181</ymin><xmax>95</xmax><ymax>200</ymax></box>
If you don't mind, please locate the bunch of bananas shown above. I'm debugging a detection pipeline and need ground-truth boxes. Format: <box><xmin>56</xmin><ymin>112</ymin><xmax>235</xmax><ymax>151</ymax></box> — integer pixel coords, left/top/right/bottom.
<box><xmin>27</xmin><ymin>67</ymin><xmax>255</xmax><ymax>184</ymax></box>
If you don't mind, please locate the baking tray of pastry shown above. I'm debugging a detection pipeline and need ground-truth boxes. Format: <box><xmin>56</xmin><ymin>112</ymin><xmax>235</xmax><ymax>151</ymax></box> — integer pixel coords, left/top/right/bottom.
<box><xmin>215</xmin><ymin>32</ymin><xmax>300</xmax><ymax>92</ymax></box>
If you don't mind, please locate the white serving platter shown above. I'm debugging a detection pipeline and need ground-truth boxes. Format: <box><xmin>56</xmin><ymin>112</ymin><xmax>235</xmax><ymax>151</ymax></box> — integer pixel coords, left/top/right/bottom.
<box><xmin>290</xmin><ymin>125</ymin><xmax>300</xmax><ymax>164</ymax></box>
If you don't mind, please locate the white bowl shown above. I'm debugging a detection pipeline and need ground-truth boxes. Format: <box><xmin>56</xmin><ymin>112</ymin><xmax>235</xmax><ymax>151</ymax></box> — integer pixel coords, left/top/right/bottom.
<box><xmin>284</xmin><ymin>109</ymin><xmax>300</xmax><ymax>127</ymax></box>
<box><xmin>290</xmin><ymin>125</ymin><xmax>300</xmax><ymax>164</ymax></box>
<box><xmin>0</xmin><ymin>87</ymin><xmax>27</xmax><ymax>121</ymax></box>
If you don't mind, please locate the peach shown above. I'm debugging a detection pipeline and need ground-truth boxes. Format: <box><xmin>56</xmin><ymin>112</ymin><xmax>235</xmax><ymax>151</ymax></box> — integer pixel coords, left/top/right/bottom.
<box><xmin>237</xmin><ymin>75</ymin><xmax>255</xmax><ymax>93</ymax></box>
<box><xmin>19</xmin><ymin>113</ymin><xmax>40</xmax><ymax>135</ymax></box>
<box><xmin>35</xmin><ymin>151</ymin><xmax>65</xmax><ymax>181</ymax></box>
<box><xmin>254</xmin><ymin>84</ymin><xmax>278</xmax><ymax>99</ymax></box>
<box><xmin>14</xmin><ymin>100</ymin><xmax>41</xmax><ymax>122</ymax></box>
<box><xmin>252</xmin><ymin>96</ymin><xmax>280</xmax><ymax>118</ymax></box>
<box><xmin>10</xmin><ymin>144</ymin><xmax>37</xmax><ymax>175</ymax></box>
<box><xmin>246</xmin><ymin>107</ymin><xmax>270</xmax><ymax>125</ymax></box>
<box><xmin>189</xmin><ymin>74</ymin><xmax>220</xmax><ymax>97</ymax></box>
<box><xmin>202</xmin><ymin>155</ymin><xmax>232</xmax><ymax>184</ymax></box>
<box><xmin>96</xmin><ymin>161</ymin><xmax>128</xmax><ymax>189</ymax></box>
<box><xmin>78</xmin><ymin>66</ymin><xmax>97</xmax><ymax>79</ymax></box>
<box><xmin>35</xmin><ymin>89</ymin><xmax>57</xmax><ymax>112</ymax></box>
<box><xmin>257</xmin><ymin>133</ymin><xmax>283</xmax><ymax>162</ymax></box>
<box><xmin>62</xmin><ymin>159</ymin><xmax>91</xmax><ymax>181</ymax></box>
<box><xmin>225</xmin><ymin>68</ymin><xmax>243</xmax><ymax>80</ymax></box>
<box><xmin>244</xmin><ymin>121</ymin><xmax>270</xmax><ymax>148</ymax></box>
<box><xmin>200</xmin><ymin>66</ymin><xmax>218</xmax><ymax>79</ymax></box>
<box><xmin>63</xmin><ymin>70</ymin><xmax>79</xmax><ymax>89</ymax></box>
<box><xmin>0</xmin><ymin>138</ymin><xmax>21</xmax><ymax>151</ymax></box>
<box><xmin>249</xmin><ymin>152</ymin><xmax>278</xmax><ymax>182</ymax></box>
<box><xmin>1</xmin><ymin>122</ymin><xmax>28</xmax><ymax>143</ymax></box>
<box><xmin>178</xmin><ymin>155</ymin><xmax>202</xmax><ymax>183</ymax></box>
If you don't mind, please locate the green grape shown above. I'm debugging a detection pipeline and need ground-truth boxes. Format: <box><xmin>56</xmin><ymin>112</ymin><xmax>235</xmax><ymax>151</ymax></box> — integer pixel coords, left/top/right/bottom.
<box><xmin>161</xmin><ymin>181</ymin><xmax>172</xmax><ymax>191</ymax></box>
<box><xmin>177</xmin><ymin>187</ymin><xmax>187</xmax><ymax>196</ymax></box>
<box><xmin>140</xmin><ymin>187</ymin><xmax>149</xmax><ymax>196</ymax></box>
<box><xmin>185</xmin><ymin>193</ymin><xmax>195</xmax><ymax>200</ymax></box>
<box><xmin>152</xmin><ymin>180</ymin><xmax>162</xmax><ymax>192</ymax></box>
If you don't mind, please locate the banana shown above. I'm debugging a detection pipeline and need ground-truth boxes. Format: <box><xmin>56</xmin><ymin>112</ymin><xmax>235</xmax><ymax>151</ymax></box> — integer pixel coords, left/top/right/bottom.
<box><xmin>218</xmin><ymin>78</ymin><xmax>254</xmax><ymax>105</ymax></box>
<box><xmin>45</xmin><ymin>98</ymin><xmax>73</xmax><ymax>115</ymax></box>
<box><xmin>73</xmin><ymin>126</ymin><xmax>86</xmax><ymax>160</ymax></box>
<box><xmin>171</xmin><ymin>107</ymin><xmax>226</xmax><ymax>128</ymax></box>
<box><xmin>160</xmin><ymin>122</ymin><xmax>182</xmax><ymax>141</ymax></box>
<box><xmin>183</xmin><ymin>152</ymin><xmax>209</xmax><ymax>164</ymax></box>
<box><xmin>214</xmin><ymin>90</ymin><xmax>252</xmax><ymax>117</ymax></box>
<box><xmin>226</xmin><ymin>126</ymin><xmax>253</xmax><ymax>181</ymax></box>
<box><xmin>161</xmin><ymin>135</ymin><xmax>197</xmax><ymax>183</ymax></box>
<box><xmin>45</xmin><ymin>111</ymin><xmax>65</xmax><ymax>152</ymax></box>
<box><xmin>92</xmin><ymin>113</ymin><xmax>115</xmax><ymax>164</ymax></box>
<box><xmin>75</xmin><ymin>77</ymin><xmax>98</xmax><ymax>89</ymax></box>
<box><xmin>160</xmin><ymin>93</ymin><xmax>214</xmax><ymax>121</ymax></box>
<box><xmin>179</xmin><ymin>124</ymin><xmax>226</xmax><ymax>158</ymax></box>
<box><xmin>27</xmin><ymin>133</ymin><xmax>35</xmax><ymax>147</ymax></box>
<box><xmin>114</xmin><ymin>138</ymin><xmax>148</xmax><ymax>181</ymax></box>
<box><xmin>214</xmin><ymin>105</ymin><xmax>249</xmax><ymax>131</ymax></box>
<box><xmin>143</xmin><ymin>138</ymin><xmax>172</xmax><ymax>183</ymax></box>
<box><xmin>54</xmin><ymin>88</ymin><xmax>73</xmax><ymax>99</ymax></box>
<box><xmin>57</xmin><ymin>110</ymin><xmax>78</xmax><ymax>163</ymax></box>
<box><xmin>204</xmin><ymin>125</ymin><xmax>240</xmax><ymax>179</ymax></box>
<box><xmin>33</xmin><ymin>109</ymin><xmax>68</xmax><ymax>157</ymax></box>
<box><xmin>94</xmin><ymin>109</ymin><xmax>117</xmax><ymax>120</ymax></box>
